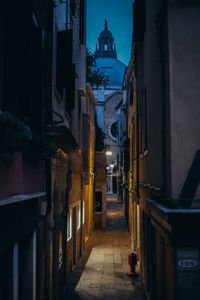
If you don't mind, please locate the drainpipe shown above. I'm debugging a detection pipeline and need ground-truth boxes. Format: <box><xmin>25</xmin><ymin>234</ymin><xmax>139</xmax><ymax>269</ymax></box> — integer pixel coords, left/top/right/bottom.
<box><xmin>136</xmin><ymin>78</ymin><xmax>140</xmax><ymax>199</ymax></box>
<box><xmin>65</xmin><ymin>154</ymin><xmax>72</xmax><ymax>265</ymax></box>
<box><xmin>161</xmin><ymin>6</ymin><xmax>168</xmax><ymax>200</ymax></box>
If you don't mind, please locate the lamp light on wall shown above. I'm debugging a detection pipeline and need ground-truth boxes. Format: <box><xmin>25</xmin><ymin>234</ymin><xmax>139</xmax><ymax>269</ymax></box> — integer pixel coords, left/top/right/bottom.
<box><xmin>106</xmin><ymin>145</ymin><xmax>112</xmax><ymax>156</ymax></box>
<box><xmin>110</xmin><ymin>164</ymin><xmax>114</xmax><ymax>168</ymax></box>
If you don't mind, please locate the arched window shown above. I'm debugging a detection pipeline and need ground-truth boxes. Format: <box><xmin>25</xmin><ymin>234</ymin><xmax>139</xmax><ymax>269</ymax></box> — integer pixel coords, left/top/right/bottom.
<box><xmin>111</xmin><ymin>121</ymin><xmax>119</xmax><ymax>139</ymax></box>
<box><xmin>108</xmin><ymin>121</ymin><xmax>119</xmax><ymax>142</ymax></box>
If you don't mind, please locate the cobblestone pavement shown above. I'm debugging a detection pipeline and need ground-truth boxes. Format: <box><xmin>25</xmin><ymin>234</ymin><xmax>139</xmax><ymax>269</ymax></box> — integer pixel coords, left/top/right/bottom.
<box><xmin>65</xmin><ymin>196</ymin><xmax>146</xmax><ymax>300</ymax></box>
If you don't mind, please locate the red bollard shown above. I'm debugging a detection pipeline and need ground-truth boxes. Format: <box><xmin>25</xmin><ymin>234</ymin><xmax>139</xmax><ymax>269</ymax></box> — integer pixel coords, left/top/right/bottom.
<box><xmin>127</xmin><ymin>252</ymin><xmax>138</xmax><ymax>277</ymax></box>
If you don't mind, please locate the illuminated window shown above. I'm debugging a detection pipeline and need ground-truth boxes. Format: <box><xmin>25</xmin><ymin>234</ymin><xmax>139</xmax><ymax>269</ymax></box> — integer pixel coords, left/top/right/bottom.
<box><xmin>67</xmin><ymin>209</ymin><xmax>72</xmax><ymax>241</ymax></box>
<box><xmin>77</xmin><ymin>204</ymin><xmax>81</xmax><ymax>230</ymax></box>
<box><xmin>82</xmin><ymin>201</ymin><xmax>85</xmax><ymax>224</ymax></box>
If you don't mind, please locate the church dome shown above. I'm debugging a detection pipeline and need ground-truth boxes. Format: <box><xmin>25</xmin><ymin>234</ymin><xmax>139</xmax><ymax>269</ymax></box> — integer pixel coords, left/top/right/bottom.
<box><xmin>96</xmin><ymin>57</ymin><xmax>126</xmax><ymax>89</ymax></box>
<box><xmin>95</xmin><ymin>20</ymin><xmax>126</xmax><ymax>89</ymax></box>
<box><xmin>99</xmin><ymin>29</ymin><xmax>113</xmax><ymax>39</ymax></box>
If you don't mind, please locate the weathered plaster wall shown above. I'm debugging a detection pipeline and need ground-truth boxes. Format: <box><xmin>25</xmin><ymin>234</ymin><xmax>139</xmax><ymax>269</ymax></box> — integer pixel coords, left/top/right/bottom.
<box><xmin>105</xmin><ymin>91</ymin><xmax>123</xmax><ymax>167</ymax></box>
<box><xmin>168</xmin><ymin>4</ymin><xmax>200</xmax><ymax>198</ymax></box>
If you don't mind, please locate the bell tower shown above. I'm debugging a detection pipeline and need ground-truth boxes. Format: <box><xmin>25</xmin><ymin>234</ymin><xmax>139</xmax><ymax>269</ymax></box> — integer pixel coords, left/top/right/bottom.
<box><xmin>95</xmin><ymin>20</ymin><xmax>117</xmax><ymax>59</ymax></box>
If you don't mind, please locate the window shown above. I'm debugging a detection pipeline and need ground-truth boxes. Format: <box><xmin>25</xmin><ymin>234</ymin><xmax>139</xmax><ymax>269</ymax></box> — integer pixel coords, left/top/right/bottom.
<box><xmin>129</xmin><ymin>79</ymin><xmax>133</xmax><ymax>105</ymax></box>
<box><xmin>111</xmin><ymin>121</ymin><xmax>119</xmax><ymax>139</ymax></box>
<box><xmin>56</xmin><ymin>29</ymin><xmax>75</xmax><ymax>111</ymax></box>
<box><xmin>76</xmin><ymin>204</ymin><xmax>81</xmax><ymax>230</ymax></box>
<box><xmin>67</xmin><ymin>209</ymin><xmax>72</xmax><ymax>241</ymax></box>
<box><xmin>70</xmin><ymin>0</ymin><xmax>77</xmax><ymax>16</ymax></box>
<box><xmin>32</xmin><ymin>11</ymin><xmax>38</xmax><ymax>27</ymax></box>
<box><xmin>82</xmin><ymin>201</ymin><xmax>85</xmax><ymax>224</ymax></box>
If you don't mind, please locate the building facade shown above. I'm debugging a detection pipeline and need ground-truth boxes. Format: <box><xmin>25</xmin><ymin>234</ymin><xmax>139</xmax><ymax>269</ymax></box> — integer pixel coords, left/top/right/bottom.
<box><xmin>0</xmin><ymin>1</ymin><xmax>96</xmax><ymax>300</ymax></box>
<box><xmin>0</xmin><ymin>1</ymin><xmax>51</xmax><ymax>299</ymax></box>
<box><xmin>126</xmin><ymin>1</ymin><xmax>200</xmax><ymax>300</ymax></box>
<box><xmin>94</xmin><ymin>21</ymin><xmax>126</xmax><ymax>195</ymax></box>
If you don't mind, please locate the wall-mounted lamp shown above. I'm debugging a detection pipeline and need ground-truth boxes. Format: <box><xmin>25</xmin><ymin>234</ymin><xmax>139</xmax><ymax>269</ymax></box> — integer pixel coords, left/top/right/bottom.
<box><xmin>110</xmin><ymin>164</ymin><xmax>114</xmax><ymax>168</ymax></box>
<box><xmin>106</xmin><ymin>145</ymin><xmax>112</xmax><ymax>156</ymax></box>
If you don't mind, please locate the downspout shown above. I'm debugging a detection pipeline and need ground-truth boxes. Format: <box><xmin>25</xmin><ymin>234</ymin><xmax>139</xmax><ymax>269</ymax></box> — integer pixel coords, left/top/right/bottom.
<box><xmin>62</xmin><ymin>159</ymin><xmax>71</xmax><ymax>290</ymax></box>
<box><xmin>136</xmin><ymin>78</ymin><xmax>140</xmax><ymax>198</ymax></box>
<box><xmin>161</xmin><ymin>4</ymin><xmax>168</xmax><ymax>199</ymax></box>
<box><xmin>44</xmin><ymin>158</ymin><xmax>52</xmax><ymax>300</ymax></box>
<box><xmin>153</xmin><ymin>0</ymin><xmax>167</xmax><ymax>199</ymax></box>
<box><xmin>93</xmin><ymin>170</ymin><xmax>96</xmax><ymax>231</ymax></box>
<box><xmin>44</xmin><ymin>0</ymin><xmax>55</xmax><ymax>297</ymax></box>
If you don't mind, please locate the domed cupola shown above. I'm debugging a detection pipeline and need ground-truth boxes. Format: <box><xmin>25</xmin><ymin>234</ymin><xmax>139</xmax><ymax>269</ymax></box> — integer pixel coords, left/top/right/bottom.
<box><xmin>95</xmin><ymin>20</ymin><xmax>117</xmax><ymax>59</ymax></box>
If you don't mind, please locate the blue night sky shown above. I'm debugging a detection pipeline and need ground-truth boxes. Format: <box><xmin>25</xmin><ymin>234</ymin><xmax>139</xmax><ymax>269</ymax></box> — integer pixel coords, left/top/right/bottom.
<box><xmin>86</xmin><ymin>0</ymin><xmax>133</xmax><ymax>66</ymax></box>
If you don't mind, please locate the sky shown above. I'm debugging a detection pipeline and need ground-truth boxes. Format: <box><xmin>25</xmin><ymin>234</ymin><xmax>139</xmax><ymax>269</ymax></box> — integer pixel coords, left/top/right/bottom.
<box><xmin>86</xmin><ymin>0</ymin><xmax>133</xmax><ymax>66</ymax></box>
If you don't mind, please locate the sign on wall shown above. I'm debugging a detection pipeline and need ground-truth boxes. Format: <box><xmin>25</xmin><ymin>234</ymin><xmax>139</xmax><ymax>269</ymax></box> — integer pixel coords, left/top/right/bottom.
<box><xmin>177</xmin><ymin>258</ymin><xmax>199</xmax><ymax>271</ymax></box>
<box><xmin>177</xmin><ymin>248</ymin><xmax>199</xmax><ymax>271</ymax></box>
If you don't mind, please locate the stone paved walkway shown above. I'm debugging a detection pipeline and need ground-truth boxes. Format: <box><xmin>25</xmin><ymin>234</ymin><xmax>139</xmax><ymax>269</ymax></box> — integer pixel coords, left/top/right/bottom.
<box><xmin>65</xmin><ymin>196</ymin><xmax>146</xmax><ymax>300</ymax></box>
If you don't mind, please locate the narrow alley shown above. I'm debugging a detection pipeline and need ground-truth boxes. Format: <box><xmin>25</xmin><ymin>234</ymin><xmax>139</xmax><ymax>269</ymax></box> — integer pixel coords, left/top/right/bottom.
<box><xmin>65</xmin><ymin>196</ymin><xmax>146</xmax><ymax>300</ymax></box>
<box><xmin>1</xmin><ymin>1</ymin><xmax>200</xmax><ymax>300</ymax></box>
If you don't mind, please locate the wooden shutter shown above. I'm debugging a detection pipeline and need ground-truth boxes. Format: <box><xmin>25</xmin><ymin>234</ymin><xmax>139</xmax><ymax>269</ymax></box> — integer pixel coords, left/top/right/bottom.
<box><xmin>57</xmin><ymin>30</ymin><xmax>75</xmax><ymax>110</ymax></box>
<box><xmin>56</xmin><ymin>30</ymin><xmax>73</xmax><ymax>89</ymax></box>
<box><xmin>27</xmin><ymin>27</ymin><xmax>43</xmax><ymax>132</ymax></box>
<box><xmin>82</xmin><ymin>114</ymin><xmax>90</xmax><ymax>181</ymax></box>
<box><xmin>66</xmin><ymin>63</ymin><xmax>75</xmax><ymax>110</ymax></box>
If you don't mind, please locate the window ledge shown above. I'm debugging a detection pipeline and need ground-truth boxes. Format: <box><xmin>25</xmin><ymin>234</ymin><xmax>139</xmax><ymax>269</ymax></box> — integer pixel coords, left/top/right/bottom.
<box><xmin>0</xmin><ymin>192</ymin><xmax>46</xmax><ymax>207</ymax></box>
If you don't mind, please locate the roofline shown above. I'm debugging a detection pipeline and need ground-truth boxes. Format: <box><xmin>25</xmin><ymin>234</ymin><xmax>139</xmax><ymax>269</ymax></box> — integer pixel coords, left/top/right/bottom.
<box><xmin>86</xmin><ymin>83</ymin><xmax>97</xmax><ymax>106</ymax></box>
<box><xmin>105</xmin><ymin>90</ymin><xmax>123</xmax><ymax>103</ymax></box>
<box><xmin>95</xmin><ymin>56</ymin><xmax>127</xmax><ymax>67</ymax></box>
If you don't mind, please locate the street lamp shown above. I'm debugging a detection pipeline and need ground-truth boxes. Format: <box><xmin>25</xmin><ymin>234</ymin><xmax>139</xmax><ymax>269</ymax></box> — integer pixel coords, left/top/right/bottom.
<box><xmin>106</xmin><ymin>145</ymin><xmax>112</xmax><ymax>156</ymax></box>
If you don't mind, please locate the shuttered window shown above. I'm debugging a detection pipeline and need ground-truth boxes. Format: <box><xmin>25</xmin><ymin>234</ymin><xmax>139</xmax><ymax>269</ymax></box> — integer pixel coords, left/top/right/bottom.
<box><xmin>56</xmin><ymin>30</ymin><xmax>72</xmax><ymax>90</ymax></box>
<box><xmin>56</xmin><ymin>30</ymin><xmax>75</xmax><ymax>110</ymax></box>
<box><xmin>82</xmin><ymin>113</ymin><xmax>90</xmax><ymax>173</ymax></box>
<box><xmin>27</xmin><ymin>27</ymin><xmax>43</xmax><ymax>132</ymax></box>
